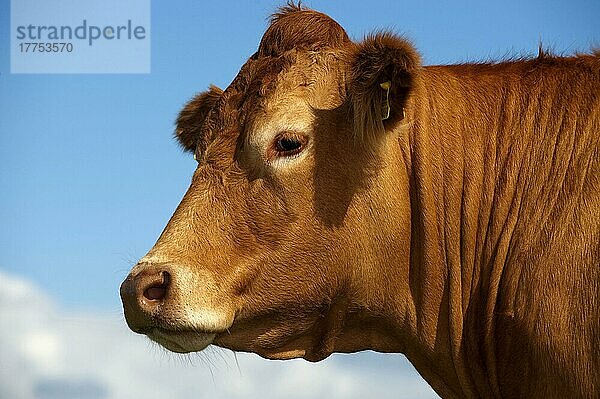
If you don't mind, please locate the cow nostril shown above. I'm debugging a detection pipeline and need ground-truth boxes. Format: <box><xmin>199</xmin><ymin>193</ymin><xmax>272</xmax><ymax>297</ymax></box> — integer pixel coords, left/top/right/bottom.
<box><xmin>144</xmin><ymin>286</ymin><xmax>166</xmax><ymax>300</ymax></box>
<box><xmin>143</xmin><ymin>271</ymin><xmax>170</xmax><ymax>301</ymax></box>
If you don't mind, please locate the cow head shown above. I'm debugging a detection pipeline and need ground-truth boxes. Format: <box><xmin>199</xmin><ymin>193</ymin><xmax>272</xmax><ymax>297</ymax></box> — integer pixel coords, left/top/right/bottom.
<box><xmin>120</xmin><ymin>4</ymin><xmax>420</xmax><ymax>362</ymax></box>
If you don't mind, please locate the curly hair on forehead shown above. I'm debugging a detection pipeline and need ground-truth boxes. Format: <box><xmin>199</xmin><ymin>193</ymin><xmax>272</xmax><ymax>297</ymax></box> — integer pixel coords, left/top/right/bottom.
<box><xmin>257</xmin><ymin>2</ymin><xmax>351</xmax><ymax>58</ymax></box>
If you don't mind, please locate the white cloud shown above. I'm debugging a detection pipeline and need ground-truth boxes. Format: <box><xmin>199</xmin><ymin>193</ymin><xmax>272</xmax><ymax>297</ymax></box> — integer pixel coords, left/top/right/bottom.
<box><xmin>0</xmin><ymin>270</ymin><xmax>439</xmax><ymax>399</ymax></box>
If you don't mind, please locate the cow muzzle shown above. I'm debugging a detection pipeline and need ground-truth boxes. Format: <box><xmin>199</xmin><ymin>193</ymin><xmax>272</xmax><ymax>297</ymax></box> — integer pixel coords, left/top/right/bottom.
<box><xmin>120</xmin><ymin>263</ymin><xmax>229</xmax><ymax>353</ymax></box>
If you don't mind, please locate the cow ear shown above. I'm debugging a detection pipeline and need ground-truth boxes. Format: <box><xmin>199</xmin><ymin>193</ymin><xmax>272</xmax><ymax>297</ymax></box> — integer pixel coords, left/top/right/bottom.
<box><xmin>347</xmin><ymin>33</ymin><xmax>420</xmax><ymax>140</ymax></box>
<box><xmin>175</xmin><ymin>85</ymin><xmax>223</xmax><ymax>153</ymax></box>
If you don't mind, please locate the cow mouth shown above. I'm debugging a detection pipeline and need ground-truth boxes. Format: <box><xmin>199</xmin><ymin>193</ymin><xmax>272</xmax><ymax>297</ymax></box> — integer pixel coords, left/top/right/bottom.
<box><xmin>147</xmin><ymin>327</ymin><xmax>217</xmax><ymax>353</ymax></box>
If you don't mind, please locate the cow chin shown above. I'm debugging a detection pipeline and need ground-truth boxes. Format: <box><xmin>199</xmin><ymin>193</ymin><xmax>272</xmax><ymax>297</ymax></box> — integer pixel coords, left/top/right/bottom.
<box><xmin>142</xmin><ymin>309</ymin><xmax>235</xmax><ymax>354</ymax></box>
<box><xmin>148</xmin><ymin>328</ymin><xmax>217</xmax><ymax>353</ymax></box>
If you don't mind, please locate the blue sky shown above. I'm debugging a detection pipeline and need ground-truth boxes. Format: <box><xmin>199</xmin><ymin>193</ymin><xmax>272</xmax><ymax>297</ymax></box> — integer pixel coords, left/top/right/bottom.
<box><xmin>0</xmin><ymin>1</ymin><xmax>598</xmax><ymax>397</ymax></box>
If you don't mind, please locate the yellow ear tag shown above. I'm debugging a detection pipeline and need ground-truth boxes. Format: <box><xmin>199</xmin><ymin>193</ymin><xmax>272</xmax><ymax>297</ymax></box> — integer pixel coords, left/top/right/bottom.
<box><xmin>380</xmin><ymin>81</ymin><xmax>391</xmax><ymax>120</ymax></box>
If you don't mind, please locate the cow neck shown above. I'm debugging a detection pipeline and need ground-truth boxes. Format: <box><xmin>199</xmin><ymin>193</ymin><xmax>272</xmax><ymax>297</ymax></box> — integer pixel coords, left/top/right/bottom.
<box><xmin>398</xmin><ymin>65</ymin><xmax>522</xmax><ymax>398</ymax></box>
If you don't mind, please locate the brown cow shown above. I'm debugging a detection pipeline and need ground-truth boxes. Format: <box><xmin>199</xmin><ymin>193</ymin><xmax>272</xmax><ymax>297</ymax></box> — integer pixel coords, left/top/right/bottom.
<box><xmin>120</xmin><ymin>4</ymin><xmax>600</xmax><ymax>398</ymax></box>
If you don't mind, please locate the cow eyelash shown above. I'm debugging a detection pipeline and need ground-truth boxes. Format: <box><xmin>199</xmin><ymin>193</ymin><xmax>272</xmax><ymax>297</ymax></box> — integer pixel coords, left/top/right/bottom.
<box><xmin>269</xmin><ymin>132</ymin><xmax>308</xmax><ymax>159</ymax></box>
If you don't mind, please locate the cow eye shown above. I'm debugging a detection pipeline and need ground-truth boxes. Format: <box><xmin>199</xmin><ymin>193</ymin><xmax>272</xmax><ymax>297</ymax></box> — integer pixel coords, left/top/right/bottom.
<box><xmin>271</xmin><ymin>133</ymin><xmax>307</xmax><ymax>158</ymax></box>
<box><xmin>276</xmin><ymin>137</ymin><xmax>302</xmax><ymax>153</ymax></box>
